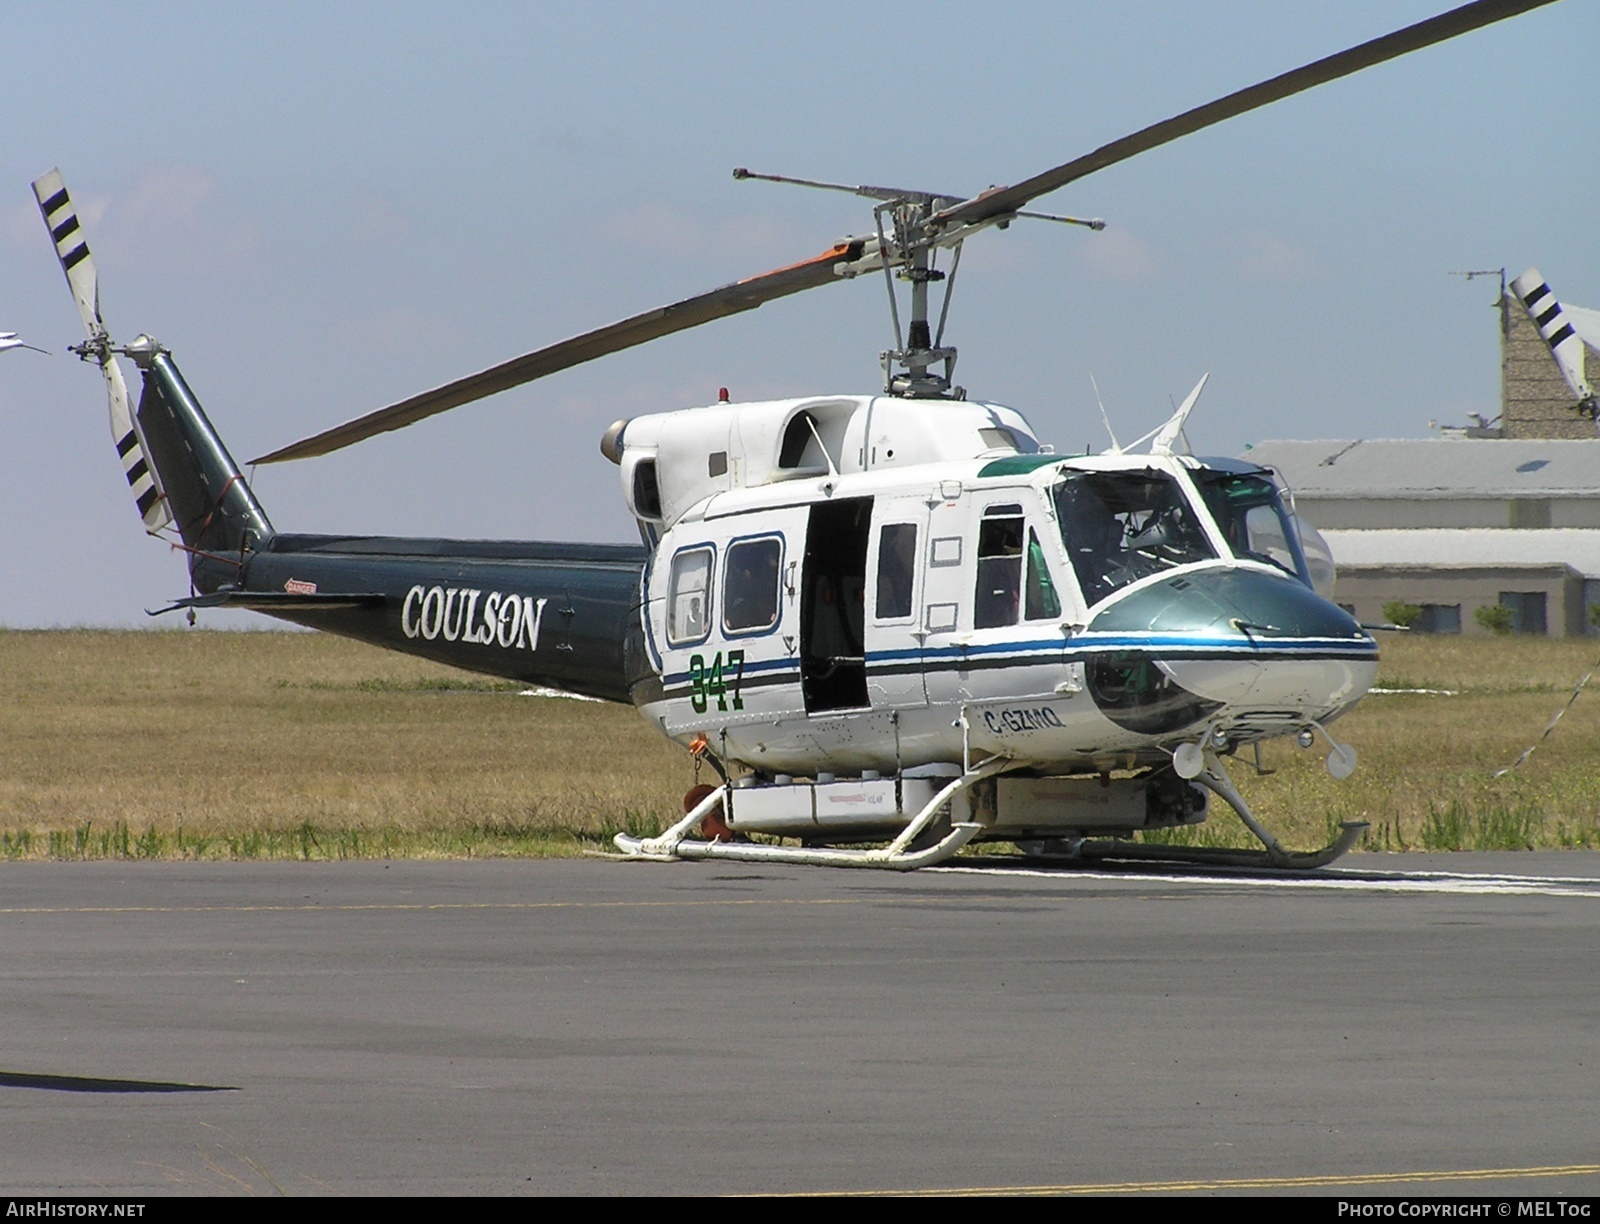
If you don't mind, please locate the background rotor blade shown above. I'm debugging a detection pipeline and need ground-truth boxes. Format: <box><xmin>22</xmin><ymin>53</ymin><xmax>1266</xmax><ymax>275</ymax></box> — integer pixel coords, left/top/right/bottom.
<box><xmin>932</xmin><ymin>0</ymin><xmax>1558</xmax><ymax>231</ymax></box>
<box><xmin>251</xmin><ymin>237</ymin><xmax>866</xmax><ymax>464</ymax></box>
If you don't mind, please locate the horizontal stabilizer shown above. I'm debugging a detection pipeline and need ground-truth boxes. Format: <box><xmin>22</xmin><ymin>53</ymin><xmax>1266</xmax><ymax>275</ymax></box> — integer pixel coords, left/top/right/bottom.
<box><xmin>148</xmin><ymin>588</ymin><xmax>386</xmax><ymax>617</ymax></box>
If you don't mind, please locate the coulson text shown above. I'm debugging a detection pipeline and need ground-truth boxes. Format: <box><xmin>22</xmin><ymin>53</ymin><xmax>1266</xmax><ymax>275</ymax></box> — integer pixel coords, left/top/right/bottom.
<box><xmin>400</xmin><ymin>585</ymin><xmax>548</xmax><ymax>651</ymax></box>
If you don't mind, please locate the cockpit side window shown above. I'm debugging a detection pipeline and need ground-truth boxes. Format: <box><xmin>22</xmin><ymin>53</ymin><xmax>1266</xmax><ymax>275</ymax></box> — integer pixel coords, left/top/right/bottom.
<box><xmin>1023</xmin><ymin>529</ymin><xmax>1062</xmax><ymax>620</ymax></box>
<box><xmin>1053</xmin><ymin>470</ymin><xmax>1216</xmax><ymax>604</ymax></box>
<box><xmin>1193</xmin><ymin>471</ymin><xmax>1312</xmax><ymax>587</ymax></box>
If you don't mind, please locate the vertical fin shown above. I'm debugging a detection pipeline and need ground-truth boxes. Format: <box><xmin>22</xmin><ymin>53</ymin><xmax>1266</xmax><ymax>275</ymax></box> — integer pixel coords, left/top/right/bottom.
<box><xmin>32</xmin><ymin>169</ymin><xmax>173</xmax><ymax>534</ymax></box>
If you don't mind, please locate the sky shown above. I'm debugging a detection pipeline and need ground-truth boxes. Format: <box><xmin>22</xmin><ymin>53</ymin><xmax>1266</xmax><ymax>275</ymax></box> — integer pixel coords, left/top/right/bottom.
<box><xmin>1</xmin><ymin>0</ymin><xmax>1595</xmax><ymax>627</ymax></box>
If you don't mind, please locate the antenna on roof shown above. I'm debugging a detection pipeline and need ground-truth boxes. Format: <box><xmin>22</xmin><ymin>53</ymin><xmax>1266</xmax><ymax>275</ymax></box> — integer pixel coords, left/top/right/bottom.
<box><xmin>1448</xmin><ymin>267</ymin><xmax>1507</xmax><ymax>300</ymax></box>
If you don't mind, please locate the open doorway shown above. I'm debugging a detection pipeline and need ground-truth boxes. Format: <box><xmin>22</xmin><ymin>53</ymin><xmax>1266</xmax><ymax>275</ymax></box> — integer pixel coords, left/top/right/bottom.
<box><xmin>801</xmin><ymin>498</ymin><xmax>872</xmax><ymax>712</ymax></box>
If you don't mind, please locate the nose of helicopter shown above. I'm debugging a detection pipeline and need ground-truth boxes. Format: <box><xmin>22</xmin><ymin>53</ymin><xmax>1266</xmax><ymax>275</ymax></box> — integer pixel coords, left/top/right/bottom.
<box><xmin>1085</xmin><ymin>564</ymin><xmax>1378</xmax><ymax>724</ymax></box>
<box><xmin>1090</xmin><ymin>564</ymin><xmax>1368</xmax><ymax>640</ymax></box>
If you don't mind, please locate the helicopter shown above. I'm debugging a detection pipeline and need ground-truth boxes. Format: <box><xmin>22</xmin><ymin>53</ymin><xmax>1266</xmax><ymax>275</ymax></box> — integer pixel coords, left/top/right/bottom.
<box><xmin>34</xmin><ymin>0</ymin><xmax>1556</xmax><ymax>872</ymax></box>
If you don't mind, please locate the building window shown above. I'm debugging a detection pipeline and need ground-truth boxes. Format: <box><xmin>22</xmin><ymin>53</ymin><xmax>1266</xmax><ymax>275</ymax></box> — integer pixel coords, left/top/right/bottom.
<box><xmin>1499</xmin><ymin>591</ymin><xmax>1548</xmax><ymax>635</ymax></box>
<box><xmin>1414</xmin><ymin>604</ymin><xmax>1462</xmax><ymax>634</ymax></box>
<box><xmin>1509</xmin><ymin>499</ymin><xmax>1552</xmax><ymax>529</ymax></box>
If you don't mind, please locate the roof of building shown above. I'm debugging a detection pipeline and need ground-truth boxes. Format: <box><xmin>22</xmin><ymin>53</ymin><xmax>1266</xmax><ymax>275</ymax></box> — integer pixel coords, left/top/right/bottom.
<box><xmin>1324</xmin><ymin>528</ymin><xmax>1600</xmax><ymax>577</ymax></box>
<box><xmin>1238</xmin><ymin>438</ymin><xmax>1600</xmax><ymax>499</ymax></box>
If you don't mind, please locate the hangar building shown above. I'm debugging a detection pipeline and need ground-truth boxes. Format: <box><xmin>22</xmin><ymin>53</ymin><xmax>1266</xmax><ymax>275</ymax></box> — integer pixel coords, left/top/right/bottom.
<box><xmin>1243</xmin><ymin>277</ymin><xmax>1600</xmax><ymax>636</ymax></box>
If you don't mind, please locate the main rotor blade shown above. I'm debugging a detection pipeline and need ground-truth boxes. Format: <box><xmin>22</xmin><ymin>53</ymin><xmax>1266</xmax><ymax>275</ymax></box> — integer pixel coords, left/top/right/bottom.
<box><xmin>932</xmin><ymin>0</ymin><xmax>1558</xmax><ymax>232</ymax></box>
<box><xmin>251</xmin><ymin>237</ymin><xmax>866</xmax><ymax>464</ymax></box>
<box><xmin>257</xmin><ymin>0</ymin><xmax>1553</xmax><ymax>465</ymax></box>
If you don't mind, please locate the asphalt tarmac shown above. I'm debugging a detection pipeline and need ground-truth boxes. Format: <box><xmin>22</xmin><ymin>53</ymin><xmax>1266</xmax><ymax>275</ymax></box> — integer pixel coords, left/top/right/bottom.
<box><xmin>2</xmin><ymin>853</ymin><xmax>1598</xmax><ymax>1196</ymax></box>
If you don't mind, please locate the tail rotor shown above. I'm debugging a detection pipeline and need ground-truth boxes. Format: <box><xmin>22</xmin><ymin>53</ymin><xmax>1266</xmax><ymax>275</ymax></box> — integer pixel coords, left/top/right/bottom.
<box><xmin>32</xmin><ymin>169</ymin><xmax>173</xmax><ymax>535</ymax></box>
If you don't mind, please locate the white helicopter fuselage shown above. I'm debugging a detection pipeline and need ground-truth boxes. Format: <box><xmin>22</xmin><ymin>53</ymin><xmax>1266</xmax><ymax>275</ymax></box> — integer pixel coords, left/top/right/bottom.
<box><xmin>614</xmin><ymin>395</ymin><xmax>1377</xmax><ymax>793</ymax></box>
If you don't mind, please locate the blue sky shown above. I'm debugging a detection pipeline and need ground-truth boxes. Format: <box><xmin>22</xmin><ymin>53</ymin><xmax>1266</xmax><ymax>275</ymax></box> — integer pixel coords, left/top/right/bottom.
<box><xmin>2</xmin><ymin>1</ymin><xmax>1595</xmax><ymax>626</ymax></box>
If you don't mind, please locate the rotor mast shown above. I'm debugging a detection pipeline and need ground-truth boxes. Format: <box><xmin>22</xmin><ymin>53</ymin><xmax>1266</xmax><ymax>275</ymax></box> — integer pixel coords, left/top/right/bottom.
<box><xmin>885</xmin><ymin>203</ymin><xmax>959</xmax><ymax>399</ymax></box>
<box><xmin>735</xmin><ymin>167</ymin><xmax>1103</xmax><ymax>399</ymax></box>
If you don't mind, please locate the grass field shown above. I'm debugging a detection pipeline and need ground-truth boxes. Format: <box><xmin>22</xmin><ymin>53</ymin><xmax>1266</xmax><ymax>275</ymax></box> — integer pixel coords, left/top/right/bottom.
<box><xmin>2</xmin><ymin>628</ymin><xmax>1598</xmax><ymax>859</ymax></box>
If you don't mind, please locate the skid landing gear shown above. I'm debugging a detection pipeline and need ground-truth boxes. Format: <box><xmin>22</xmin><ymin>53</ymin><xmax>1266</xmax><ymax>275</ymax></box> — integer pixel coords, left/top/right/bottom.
<box><xmin>613</xmin><ymin>756</ymin><xmax>1015</xmax><ymax>871</ymax></box>
<box><xmin>1022</xmin><ymin>748</ymin><xmax>1366</xmax><ymax>871</ymax></box>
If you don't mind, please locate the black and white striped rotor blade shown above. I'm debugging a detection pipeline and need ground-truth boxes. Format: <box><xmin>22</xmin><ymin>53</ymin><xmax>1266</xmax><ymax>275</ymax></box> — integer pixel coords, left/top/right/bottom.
<box><xmin>1512</xmin><ymin>268</ymin><xmax>1596</xmax><ymax>407</ymax></box>
<box><xmin>32</xmin><ymin>169</ymin><xmax>104</xmax><ymax>340</ymax></box>
<box><xmin>100</xmin><ymin>349</ymin><xmax>172</xmax><ymax>533</ymax></box>
<box><xmin>32</xmin><ymin>169</ymin><xmax>173</xmax><ymax>534</ymax></box>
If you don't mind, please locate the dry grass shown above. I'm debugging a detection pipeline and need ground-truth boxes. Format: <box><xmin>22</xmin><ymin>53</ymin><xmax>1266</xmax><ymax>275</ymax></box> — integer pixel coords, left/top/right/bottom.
<box><xmin>0</xmin><ymin>629</ymin><xmax>685</xmax><ymax>859</ymax></box>
<box><xmin>2</xmin><ymin>628</ymin><xmax>1598</xmax><ymax>859</ymax></box>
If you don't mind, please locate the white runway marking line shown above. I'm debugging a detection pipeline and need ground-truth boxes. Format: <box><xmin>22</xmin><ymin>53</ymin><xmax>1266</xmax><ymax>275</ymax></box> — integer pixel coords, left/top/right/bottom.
<box><xmin>932</xmin><ymin>863</ymin><xmax>1600</xmax><ymax>899</ymax></box>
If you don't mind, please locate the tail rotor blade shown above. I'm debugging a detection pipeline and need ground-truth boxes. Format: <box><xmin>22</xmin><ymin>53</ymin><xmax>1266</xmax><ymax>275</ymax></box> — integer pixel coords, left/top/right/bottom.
<box><xmin>102</xmin><ymin>352</ymin><xmax>171</xmax><ymax>533</ymax></box>
<box><xmin>33</xmin><ymin>169</ymin><xmax>103</xmax><ymax>340</ymax></box>
<box><xmin>32</xmin><ymin>169</ymin><xmax>173</xmax><ymax>534</ymax></box>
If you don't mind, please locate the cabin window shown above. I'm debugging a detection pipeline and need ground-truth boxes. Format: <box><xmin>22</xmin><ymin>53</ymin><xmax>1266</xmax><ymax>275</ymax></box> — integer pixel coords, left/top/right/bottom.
<box><xmin>723</xmin><ymin>536</ymin><xmax>782</xmax><ymax>634</ymax></box>
<box><xmin>1024</xmin><ymin>529</ymin><xmax>1061</xmax><ymax>620</ymax></box>
<box><xmin>1053</xmin><ymin>470</ymin><xmax>1216</xmax><ymax>604</ymax></box>
<box><xmin>667</xmin><ymin>546</ymin><xmax>714</xmax><ymax>645</ymax></box>
<box><xmin>974</xmin><ymin>505</ymin><xmax>1025</xmax><ymax>629</ymax></box>
<box><xmin>875</xmin><ymin>523</ymin><xmax>918</xmax><ymax>620</ymax></box>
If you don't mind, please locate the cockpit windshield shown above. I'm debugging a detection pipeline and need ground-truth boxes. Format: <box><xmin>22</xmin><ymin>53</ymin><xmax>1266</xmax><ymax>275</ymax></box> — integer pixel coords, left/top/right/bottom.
<box><xmin>1053</xmin><ymin>469</ymin><xmax>1216</xmax><ymax>604</ymax></box>
<box><xmin>1192</xmin><ymin>469</ymin><xmax>1312</xmax><ymax>587</ymax></box>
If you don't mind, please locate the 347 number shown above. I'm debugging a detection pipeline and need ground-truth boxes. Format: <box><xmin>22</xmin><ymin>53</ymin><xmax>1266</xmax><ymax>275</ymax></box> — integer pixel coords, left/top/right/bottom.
<box><xmin>689</xmin><ymin>650</ymin><xmax>745</xmax><ymax>713</ymax></box>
